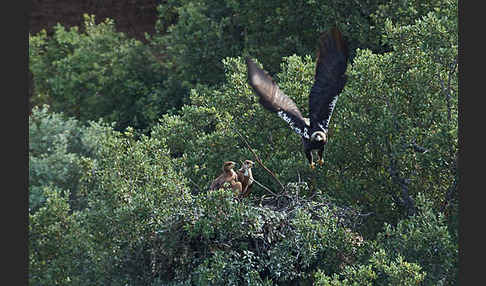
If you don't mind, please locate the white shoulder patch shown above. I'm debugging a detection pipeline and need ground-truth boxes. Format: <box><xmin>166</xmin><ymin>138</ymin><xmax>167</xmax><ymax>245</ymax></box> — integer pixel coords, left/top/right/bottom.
<box><xmin>277</xmin><ymin>111</ymin><xmax>310</xmax><ymax>139</ymax></box>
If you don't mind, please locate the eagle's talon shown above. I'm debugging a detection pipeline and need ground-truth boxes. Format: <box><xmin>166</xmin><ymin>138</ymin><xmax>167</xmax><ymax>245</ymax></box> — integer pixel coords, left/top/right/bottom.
<box><xmin>310</xmin><ymin>162</ymin><xmax>316</xmax><ymax>169</ymax></box>
<box><xmin>318</xmin><ymin>159</ymin><xmax>324</xmax><ymax>166</ymax></box>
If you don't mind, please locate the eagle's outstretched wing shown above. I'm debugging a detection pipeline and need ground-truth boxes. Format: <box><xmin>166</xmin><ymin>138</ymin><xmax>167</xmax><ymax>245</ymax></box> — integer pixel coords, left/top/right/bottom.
<box><xmin>246</xmin><ymin>58</ymin><xmax>310</xmax><ymax>140</ymax></box>
<box><xmin>308</xmin><ymin>27</ymin><xmax>348</xmax><ymax>135</ymax></box>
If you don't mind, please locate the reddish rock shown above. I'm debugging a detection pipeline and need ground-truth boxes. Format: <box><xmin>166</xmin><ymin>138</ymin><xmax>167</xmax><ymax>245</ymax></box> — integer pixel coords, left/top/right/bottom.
<box><xmin>29</xmin><ymin>0</ymin><xmax>162</xmax><ymax>42</ymax></box>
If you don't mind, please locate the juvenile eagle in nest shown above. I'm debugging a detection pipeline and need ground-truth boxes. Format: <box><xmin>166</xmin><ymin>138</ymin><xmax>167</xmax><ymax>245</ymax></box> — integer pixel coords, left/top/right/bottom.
<box><xmin>237</xmin><ymin>160</ymin><xmax>255</xmax><ymax>198</ymax></box>
<box><xmin>209</xmin><ymin>161</ymin><xmax>242</xmax><ymax>196</ymax></box>
<box><xmin>246</xmin><ymin>27</ymin><xmax>348</xmax><ymax>169</ymax></box>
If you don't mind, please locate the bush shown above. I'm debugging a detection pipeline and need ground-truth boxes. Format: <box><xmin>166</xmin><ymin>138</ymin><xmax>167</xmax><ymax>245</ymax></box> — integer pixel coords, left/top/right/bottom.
<box><xmin>77</xmin><ymin>126</ymin><xmax>193</xmax><ymax>285</ymax></box>
<box><xmin>29</xmin><ymin>187</ymin><xmax>96</xmax><ymax>285</ymax></box>
<box><xmin>324</xmin><ymin>0</ymin><xmax>458</xmax><ymax>233</ymax></box>
<box><xmin>28</xmin><ymin>0</ymin><xmax>458</xmax><ymax>284</ymax></box>
<box><xmin>152</xmin><ymin>185</ymin><xmax>364</xmax><ymax>285</ymax></box>
<box><xmin>156</xmin><ymin>0</ymin><xmax>458</xmax><ymax>234</ymax></box>
<box><xmin>29</xmin><ymin>14</ymin><xmax>171</xmax><ymax>132</ymax></box>
<box><xmin>315</xmin><ymin>193</ymin><xmax>457</xmax><ymax>285</ymax></box>
<box><xmin>376</xmin><ymin>193</ymin><xmax>458</xmax><ymax>285</ymax></box>
<box><xmin>29</xmin><ymin>105</ymin><xmax>114</xmax><ymax>211</ymax></box>
<box><xmin>151</xmin><ymin>0</ymin><xmax>451</xmax><ymax>107</ymax></box>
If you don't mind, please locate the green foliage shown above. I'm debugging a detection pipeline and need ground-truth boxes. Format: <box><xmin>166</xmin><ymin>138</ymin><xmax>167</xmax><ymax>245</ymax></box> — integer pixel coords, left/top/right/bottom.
<box><xmin>29</xmin><ymin>14</ymin><xmax>171</xmax><ymax>132</ymax></box>
<box><xmin>29</xmin><ymin>187</ymin><xmax>95</xmax><ymax>285</ymax></box>
<box><xmin>324</xmin><ymin>0</ymin><xmax>458</xmax><ymax>232</ymax></box>
<box><xmin>375</xmin><ymin>193</ymin><xmax>458</xmax><ymax>285</ymax></box>
<box><xmin>29</xmin><ymin>187</ymin><xmax>73</xmax><ymax>285</ymax></box>
<box><xmin>29</xmin><ymin>106</ymin><xmax>82</xmax><ymax>210</ymax></box>
<box><xmin>193</xmin><ymin>249</ymin><xmax>270</xmax><ymax>286</ymax></box>
<box><xmin>372</xmin><ymin>0</ymin><xmax>454</xmax><ymax>37</ymax></box>
<box><xmin>29</xmin><ymin>105</ymin><xmax>114</xmax><ymax>211</ymax></box>
<box><xmin>78</xmin><ymin>127</ymin><xmax>192</xmax><ymax>285</ymax></box>
<box><xmin>315</xmin><ymin>250</ymin><xmax>427</xmax><ymax>286</ymax></box>
<box><xmin>157</xmin><ymin>186</ymin><xmax>362</xmax><ymax>285</ymax></box>
<box><xmin>264</xmin><ymin>206</ymin><xmax>356</xmax><ymax>283</ymax></box>
<box><xmin>315</xmin><ymin>193</ymin><xmax>456</xmax><ymax>285</ymax></box>
<box><xmin>151</xmin><ymin>0</ymin><xmax>450</xmax><ymax>105</ymax></box>
<box><xmin>28</xmin><ymin>0</ymin><xmax>458</xmax><ymax>284</ymax></box>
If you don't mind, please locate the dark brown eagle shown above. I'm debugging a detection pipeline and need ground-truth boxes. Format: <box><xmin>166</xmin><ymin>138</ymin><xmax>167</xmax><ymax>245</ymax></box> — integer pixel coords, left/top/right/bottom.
<box><xmin>236</xmin><ymin>160</ymin><xmax>255</xmax><ymax>198</ymax></box>
<box><xmin>209</xmin><ymin>161</ymin><xmax>242</xmax><ymax>196</ymax></box>
<box><xmin>246</xmin><ymin>27</ymin><xmax>348</xmax><ymax>169</ymax></box>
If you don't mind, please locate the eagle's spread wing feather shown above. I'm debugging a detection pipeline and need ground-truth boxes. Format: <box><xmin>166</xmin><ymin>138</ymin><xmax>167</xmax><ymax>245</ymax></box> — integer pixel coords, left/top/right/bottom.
<box><xmin>246</xmin><ymin>58</ymin><xmax>310</xmax><ymax>139</ymax></box>
<box><xmin>309</xmin><ymin>27</ymin><xmax>349</xmax><ymax>134</ymax></box>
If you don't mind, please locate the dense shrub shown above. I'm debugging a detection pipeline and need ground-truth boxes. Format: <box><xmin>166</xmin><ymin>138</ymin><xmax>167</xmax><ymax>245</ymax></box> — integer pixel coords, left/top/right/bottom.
<box><xmin>151</xmin><ymin>0</ymin><xmax>451</xmax><ymax>105</ymax></box>
<box><xmin>29</xmin><ymin>15</ymin><xmax>172</xmax><ymax>132</ymax></box>
<box><xmin>76</xmin><ymin>127</ymin><xmax>193</xmax><ymax>285</ymax></box>
<box><xmin>29</xmin><ymin>187</ymin><xmax>96</xmax><ymax>285</ymax></box>
<box><xmin>156</xmin><ymin>0</ymin><xmax>457</xmax><ymax>235</ymax></box>
<box><xmin>326</xmin><ymin>0</ymin><xmax>458</xmax><ymax>233</ymax></box>
<box><xmin>314</xmin><ymin>193</ymin><xmax>457</xmax><ymax>285</ymax></box>
<box><xmin>29</xmin><ymin>105</ymin><xmax>114</xmax><ymax>211</ymax></box>
<box><xmin>150</xmin><ymin>185</ymin><xmax>364</xmax><ymax>285</ymax></box>
<box><xmin>28</xmin><ymin>0</ymin><xmax>458</xmax><ymax>284</ymax></box>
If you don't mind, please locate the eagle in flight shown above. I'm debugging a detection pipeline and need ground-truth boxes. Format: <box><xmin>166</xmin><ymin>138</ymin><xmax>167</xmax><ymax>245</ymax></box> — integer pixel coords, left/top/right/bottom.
<box><xmin>246</xmin><ymin>27</ymin><xmax>348</xmax><ymax>169</ymax></box>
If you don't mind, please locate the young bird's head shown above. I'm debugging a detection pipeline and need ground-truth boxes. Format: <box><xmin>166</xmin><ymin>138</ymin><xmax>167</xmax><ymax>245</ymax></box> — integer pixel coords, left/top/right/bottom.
<box><xmin>242</xmin><ymin>160</ymin><xmax>255</xmax><ymax>169</ymax></box>
<box><xmin>223</xmin><ymin>161</ymin><xmax>236</xmax><ymax>172</ymax></box>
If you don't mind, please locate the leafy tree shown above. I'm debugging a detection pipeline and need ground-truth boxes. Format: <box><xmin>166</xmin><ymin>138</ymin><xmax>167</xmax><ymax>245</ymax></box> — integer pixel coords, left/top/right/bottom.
<box><xmin>28</xmin><ymin>0</ymin><xmax>458</xmax><ymax>284</ymax></box>
<box><xmin>29</xmin><ymin>14</ymin><xmax>171</xmax><ymax>132</ymax></box>
<box><xmin>315</xmin><ymin>249</ymin><xmax>427</xmax><ymax>286</ymax></box>
<box><xmin>375</xmin><ymin>193</ymin><xmax>458</xmax><ymax>285</ymax></box>
<box><xmin>77</xmin><ymin>126</ymin><xmax>193</xmax><ymax>285</ymax></box>
<box><xmin>325</xmin><ymin>0</ymin><xmax>458</xmax><ymax>233</ymax></box>
<box><xmin>29</xmin><ymin>105</ymin><xmax>114</xmax><ymax>211</ymax></box>
<box><xmin>29</xmin><ymin>187</ymin><xmax>96</xmax><ymax>285</ymax></box>
<box><xmin>151</xmin><ymin>0</ymin><xmax>451</xmax><ymax>109</ymax></box>
<box><xmin>315</xmin><ymin>193</ymin><xmax>457</xmax><ymax>285</ymax></box>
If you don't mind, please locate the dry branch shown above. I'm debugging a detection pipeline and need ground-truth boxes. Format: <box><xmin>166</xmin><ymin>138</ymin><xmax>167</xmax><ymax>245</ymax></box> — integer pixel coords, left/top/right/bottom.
<box><xmin>232</xmin><ymin>127</ymin><xmax>286</xmax><ymax>192</ymax></box>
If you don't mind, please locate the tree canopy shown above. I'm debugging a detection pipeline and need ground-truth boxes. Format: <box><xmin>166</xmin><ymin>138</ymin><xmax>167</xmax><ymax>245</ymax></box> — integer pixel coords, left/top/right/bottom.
<box><xmin>29</xmin><ymin>0</ymin><xmax>458</xmax><ymax>285</ymax></box>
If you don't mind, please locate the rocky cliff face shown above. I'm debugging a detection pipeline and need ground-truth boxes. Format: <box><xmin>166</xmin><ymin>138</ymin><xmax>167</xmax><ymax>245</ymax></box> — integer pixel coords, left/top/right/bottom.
<box><xmin>29</xmin><ymin>0</ymin><xmax>161</xmax><ymax>41</ymax></box>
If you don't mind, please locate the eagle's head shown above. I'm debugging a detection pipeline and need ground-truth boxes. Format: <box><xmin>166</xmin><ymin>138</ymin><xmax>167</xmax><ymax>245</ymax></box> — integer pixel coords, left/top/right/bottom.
<box><xmin>310</xmin><ymin>131</ymin><xmax>327</xmax><ymax>144</ymax></box>
<box><xmin>223</xmin><ymin>161</ymin><xmax>236</xmax><ymax>172</ymax></box>
<box><xmin>242</xmin><ymin>160</ymin><xmax>255</xmax><ymax>169</ymax></box>
<box><xmin>240</xmin><ymin>160</ymin><xmax>255</xmax><ymax>175</ymax></box>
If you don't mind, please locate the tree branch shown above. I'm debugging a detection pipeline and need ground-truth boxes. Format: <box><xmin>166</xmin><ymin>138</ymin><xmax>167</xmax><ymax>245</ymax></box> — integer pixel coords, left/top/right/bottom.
<box><xmin>387</xmin><ymin>155</ymin><xmax>416</xmax><ymax>216</ymax></box>
<box><xmin>232</xmin><ymin>127</ymin><xmax>286</xmax><ymax>192</ymax></box>
<box><xmin>440</xmin><ymin>57</ymin><xmax>458</xmax><ymax>123</ymax></box>
<box><xmin>252</xmin><ymin>178</ymin><xmax>278</xmax><ymax>196</ymax></box>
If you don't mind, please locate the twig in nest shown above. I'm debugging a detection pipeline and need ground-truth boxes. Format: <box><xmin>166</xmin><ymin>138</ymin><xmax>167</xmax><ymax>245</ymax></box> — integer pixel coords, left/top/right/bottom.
<box><xmin>252</xmin><ymin>178</ymin><xmax>278</xmax><ymax>196</ymax></box>
<box><xmin>232</xmin><ymin>127</ymin><xmax>286</xmax><ymax>192</ymax></box>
